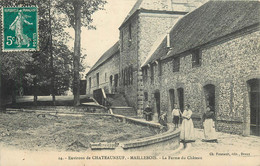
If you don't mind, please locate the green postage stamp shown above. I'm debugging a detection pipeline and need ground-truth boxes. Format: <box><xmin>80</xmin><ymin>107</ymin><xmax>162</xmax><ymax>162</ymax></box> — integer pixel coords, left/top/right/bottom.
<box><xmin>2</xmin><ymin>7</ymin><xmax>38</xmax><ymax>52</ymax></box>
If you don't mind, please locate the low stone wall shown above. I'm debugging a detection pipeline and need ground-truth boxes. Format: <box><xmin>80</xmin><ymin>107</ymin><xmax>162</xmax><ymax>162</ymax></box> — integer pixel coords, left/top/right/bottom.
<box><xmin>216</xmin><ymin>120</ymin><xmax>243</xmax><ymax>135</ymax></box>
<box><xmin>110</xmin><ymin>114</ymin><xmax>180</xmax><ymax>151</ymax></box>
<box><xmin>191</xmin><ymin>113</ymin><xmax>244</xmax><ymax>135</ymax></box>
<box><xmin>112</xmin><ymin>114</ymin><xmax>161</xmax><ymax>128</ymax></box>
<box><xmin>111</xmin><ymin>107</ymin><xmax>137</xmax><ymax>117</ymax></box>
<box><xmin>121</xmin><ymin>127</ymin><xmax>180</xmax><ymax>151</ymax></box>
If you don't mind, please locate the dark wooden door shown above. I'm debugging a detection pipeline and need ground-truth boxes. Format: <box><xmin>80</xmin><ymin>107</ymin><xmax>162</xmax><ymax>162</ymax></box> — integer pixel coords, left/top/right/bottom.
<box><xmin>154</xmin><ymin>92</ymin><xmax>160</xmax><ymax>117</ymax></box>
<box><xmin>248</xmin><ymin>79</ymin><xmax>260</xmax><ymax>136</ymax></box>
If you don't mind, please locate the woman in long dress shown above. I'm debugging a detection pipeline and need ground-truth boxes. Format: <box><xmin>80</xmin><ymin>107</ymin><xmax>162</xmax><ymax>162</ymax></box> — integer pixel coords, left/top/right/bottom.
<box><xmin>180</xmin><ymin>104</ymin><xmax>195</xmax><ymax>143</ymax></box>
<box><xmin>202</xmin><ymin>106</ymin><xmax>218</xmax><ymax>143</ymax></box>
<box><xmin>9</xmin><ymin>10</ymin><xmax>33</xmax><ymax>47</ymax></box>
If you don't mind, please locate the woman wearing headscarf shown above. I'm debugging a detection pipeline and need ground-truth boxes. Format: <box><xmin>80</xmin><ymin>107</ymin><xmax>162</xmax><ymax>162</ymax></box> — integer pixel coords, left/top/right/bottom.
<box><xmin>202</xmin><ymin>106</ymin><xmax>218</xmax><ymax>143</ymax></box>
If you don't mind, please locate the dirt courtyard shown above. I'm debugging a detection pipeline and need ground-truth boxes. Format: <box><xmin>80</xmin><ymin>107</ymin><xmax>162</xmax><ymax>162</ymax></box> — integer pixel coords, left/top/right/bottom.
<box><xmin>0</xmin><ymin>111</ymin><xmax>157</xmax><ymax>152</ymax></box>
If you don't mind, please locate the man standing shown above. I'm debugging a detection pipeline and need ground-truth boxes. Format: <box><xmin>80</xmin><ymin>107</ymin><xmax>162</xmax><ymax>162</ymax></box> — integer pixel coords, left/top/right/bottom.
<box><xmin>144</xmin><ymin>102</ymin><xmax>153</xmax><ymax>121</ymax></box>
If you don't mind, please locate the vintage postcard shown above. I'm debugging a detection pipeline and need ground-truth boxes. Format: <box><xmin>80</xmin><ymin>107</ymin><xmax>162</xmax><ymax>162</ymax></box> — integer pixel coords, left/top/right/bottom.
<box><xmin>0</xmin><ymin>0</ymin><xmax>259</xmax><ymax>166</ymax></box>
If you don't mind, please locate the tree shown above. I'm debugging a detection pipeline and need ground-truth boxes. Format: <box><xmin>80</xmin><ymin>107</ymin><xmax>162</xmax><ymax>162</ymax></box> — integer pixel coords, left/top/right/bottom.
<box><xmin>1</xmin><ymin>51</ymin><xmax>32</xmax><ymax>104</ymax></box>
<box><xmin>56</xmin><ymin>0</ymin><xmax>107</xmax><ymax>106</ymax></box>
<box><xmin>29</xmin><ymin>0</ymin><xmax>71</xmax><ymax>105</ymax></box>
<box><xmin>52</xmin><ymin>41</ymin><xmax>74</xmax><ymax>95</ymax></box>
<box><xmin>0</xmin><ymin>0</ymin><xmax>74</xmax><ymax>107</ymax></box>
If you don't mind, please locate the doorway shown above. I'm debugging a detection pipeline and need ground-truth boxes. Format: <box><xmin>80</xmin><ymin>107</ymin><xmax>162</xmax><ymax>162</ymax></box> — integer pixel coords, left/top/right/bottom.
<box><xmin>109</xmin><ymin>75</ymin><xmax>113</xmax><ymax>93</ymax></box>
<box><xmin>88</xmin><ymin>77</ymin><xmax>91</xmax><ymax>93</ymax></box>
<box><xmin>203</xmin><ymin>84</ymin><xmax>216</xmax><ymax>111</ymax></box>
<box><xmin>169</xmin><ymin>89</ymin><xmax>175</xmax><ymax>110</ymax></box>
<box><xmin>177</xmin><ymin>88</ymin><xmax>184</xmax><ymax>112</ymax></box>
<box><xmin>248</xmin><ymin>79</ymin><xmax>260</xmax><ymax>136</ymax></box>
<box><xmin>114</xmin><ymin>74</ymin><xmax>118</xmax><ymax>92</ymax></box>
<box><xmin>96</xmin><ymin>73</ymin><xmax>99</xmax><ymax>88</ymax></box>
<box><xmin>154</xmin><ymin>91</ymin><xmax>160</xmax><ymax>117</ymax></box>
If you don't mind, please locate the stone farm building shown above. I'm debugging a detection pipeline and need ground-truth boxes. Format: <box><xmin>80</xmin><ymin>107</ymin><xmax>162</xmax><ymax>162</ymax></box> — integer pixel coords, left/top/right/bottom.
<box><xmin>86</xmin><ymin>0</ymin><xmax>260</xmax><ymax>136</ymax></box>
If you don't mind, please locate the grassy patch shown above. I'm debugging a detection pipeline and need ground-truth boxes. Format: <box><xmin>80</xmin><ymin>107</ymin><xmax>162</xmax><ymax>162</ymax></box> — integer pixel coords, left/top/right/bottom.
<box><xmin>0</xmin><ymin>112</ymin><xmax>157</xmax><ymax>152</ymax></box>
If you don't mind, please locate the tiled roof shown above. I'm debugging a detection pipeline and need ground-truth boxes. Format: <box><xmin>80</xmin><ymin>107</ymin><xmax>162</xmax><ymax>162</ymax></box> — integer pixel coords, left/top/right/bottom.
<box><xmin>87</xmin><ymin>41</ymin><xmax>119</xmax><ymax>75</ymax></box>
<box><xmin>142</xmin><ymin>1</ymin><xmax>260</xmax><ymax>67</ymax></box>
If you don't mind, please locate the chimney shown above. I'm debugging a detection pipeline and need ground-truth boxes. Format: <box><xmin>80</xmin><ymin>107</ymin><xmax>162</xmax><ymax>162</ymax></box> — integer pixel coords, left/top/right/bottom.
<box><xmin>167</xmin><ymin>33</ymin><xmax>170</xmax><ymax>48</ymax></box>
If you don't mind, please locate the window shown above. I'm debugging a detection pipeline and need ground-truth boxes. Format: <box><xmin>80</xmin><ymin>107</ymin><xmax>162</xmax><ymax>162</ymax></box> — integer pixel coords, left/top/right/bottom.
<box><xmin>144</xmin><ymin>67</ymin><xmax>147</xmax><ymax>76</ymax></box>
<box><xmin>89</xmin><ymin>77</ymin><xmax>91</xmax><ymax>90</ymax></box>
<box><xmin>129</xmin><ymin>66</ymin><xmax>133</xmax><ymax>85</ymax></box>
<box><xmin>192</xmin><ymin>49</ymin><xmax>201</xmax><ymax>67</ymax></box>
<box><xmin>142</xmin><ymin>67</ymin><xmax>148</xmax><ymax>82</ymax></box>
<box><xmin>110</xmin><ymin>75</ymin><xmax>113</xmax><ymax>89</ymax></box>
<box><xmin>157</xmin><ymin>60</ymin><xmax>162</xmax><ymax>76</ymax></box>
<box><xmin>96</xmin><ymin>73</ymin><xmax>99</xmax><ymax>87</ymax></box>
<box><xmin>122</xmin><ymin>66</ymin><xmax>134</xmax><ymax>86</ymax></box>
<box><xmin>123</xmin><ymin>68</ymin><xmax>127</xmax><ymax>86</ymax></box>
<box><xmin>123</xmin><ymin>69</ymin><xmax>125</xmax><ymax>85</ymax></box>
<box><xmin>126</xmin><ymin>67</ymin><xmax>130</xmax><ymax>85</ymax></box>
<box><xmin>128</xmin><ymin>24</ymin><xmax>132</xmax><ymax>41</ymax></box>
<box><xmin>128</xmin><ymin>24</ymin><xmax>132</xmax><ymax>46</ymax></box>
<box><xmin>150</xmin><ymin>64</ymin><xmax>154</xmax><ymax>83</ymax></box>
<box><xmin>173</xmin><ymin>57</ymin><xmax>180</xmax><ymax>72</ymax></box>
<box><xmin>121</xmin><ymin>70</ymin><xmax>124</xmax><ymax>85</ymax></box>
<box><xmin>121</xmin><ymin>31</ymin><xmax>124</xmax><ymax>50</ymax></box>
<box><xmin>125</xmin><ymin>68</ymin><xmax>128</xmax><ymax>86</ymax></box>
<box><xmin>144</xmin><ymin>92</ymin><xmax>148</xmax><ymax>101</ymax></box>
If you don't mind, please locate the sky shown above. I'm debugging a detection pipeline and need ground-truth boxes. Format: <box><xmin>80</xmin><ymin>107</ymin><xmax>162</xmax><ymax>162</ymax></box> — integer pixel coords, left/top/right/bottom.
<box><xmin>67</xmin><ymin>0</ymin><xmax>137</xmax><ymax>76</ymax></box>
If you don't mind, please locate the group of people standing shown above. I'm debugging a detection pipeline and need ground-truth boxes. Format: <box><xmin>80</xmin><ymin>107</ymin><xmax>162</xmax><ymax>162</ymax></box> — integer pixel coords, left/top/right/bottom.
<box><xmin>172</xmin><ymin>104</ymin><xmax>218</xmax><ymax>143</ymax></box>
<box><xmin>143</xmin><ymin>102</ymin><xmax>218</xmax><ymax>143</ymax></box>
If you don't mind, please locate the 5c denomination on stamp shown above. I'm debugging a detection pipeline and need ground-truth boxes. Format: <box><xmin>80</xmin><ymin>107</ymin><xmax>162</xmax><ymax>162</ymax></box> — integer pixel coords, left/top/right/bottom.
<box><xmin>2</xmin><ymin>6</ymin><xmax>38</xmax><ymax>52</ymax></box>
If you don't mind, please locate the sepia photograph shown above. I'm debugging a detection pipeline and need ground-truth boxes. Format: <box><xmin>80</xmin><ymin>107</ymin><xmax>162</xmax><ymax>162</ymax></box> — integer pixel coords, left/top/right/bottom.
<box><xmin>0</xmin><ymin>0</ymin><xmax>259</xmax><ymax>165</ymax></box>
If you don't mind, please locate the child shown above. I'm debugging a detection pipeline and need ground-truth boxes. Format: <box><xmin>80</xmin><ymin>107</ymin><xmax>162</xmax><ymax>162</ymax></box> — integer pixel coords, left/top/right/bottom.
<box><xmin>172</xmin><ymin>104</ymin><xmax>181</xmax><ymax>129</ymax></box>
<box><xmin>159</xmin><ymin>112</ymin><xmax>168</xmax><ymax>132</ymax></box>
<box><xmin>159</xmin><ymin>112</ymin><xmax>168</xmax><ymax>127</ymax></box>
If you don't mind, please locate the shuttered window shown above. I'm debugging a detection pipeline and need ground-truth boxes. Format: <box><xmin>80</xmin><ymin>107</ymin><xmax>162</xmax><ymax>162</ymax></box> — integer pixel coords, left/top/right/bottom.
<box><xmin>192</xmin><ymin>49</ymin><xmax>201</xmax><ymax>67</ymax></box>
<box><xmin>173</xmin><ymin>57</ymin><xmax>180</xmax><ymax>72</ymax></box>
<box><xmin>150</xmin><ymin>64</ymin><xmax>154</xmax><ymax>83</ymax></box>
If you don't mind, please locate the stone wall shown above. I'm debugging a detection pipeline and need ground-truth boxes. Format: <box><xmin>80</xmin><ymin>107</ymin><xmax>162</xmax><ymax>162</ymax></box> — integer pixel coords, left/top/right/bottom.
<box><xmin>119</xmin><ymin>15</ymin><xmax>139</xmax><ymax>109</ymax></box>
<box><xmin>86</xmin><ymin>52</ymin><xmax>120</xmax><ymax>94</ymax></box>
<box><xmin>216</xmin><ymin>121</ymin><xmax>244</xmax><ymax>135</ymax></box>
<box><xmin>86</xmin><ymin>0</ymin><xmax>208</xmax><ymax>111</ymax></box>
<box><xmin>143</xmin><ymin>30</ymin><xmax>260</xmax><ymax>135</ymax></box>
<box><xmin>119</xmin><ymin>12</ymin><xmax>184</xmax><ymax>111</ymax></box>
